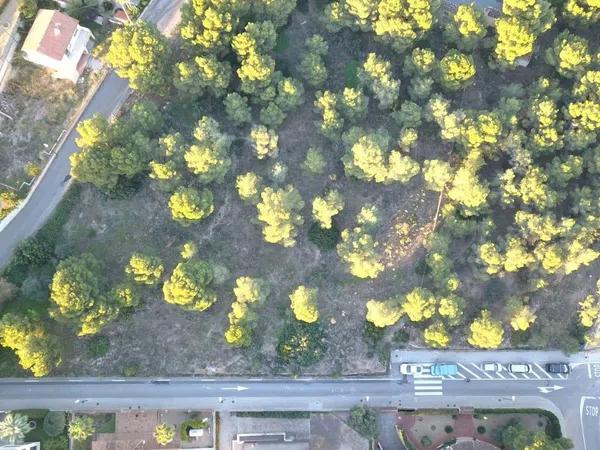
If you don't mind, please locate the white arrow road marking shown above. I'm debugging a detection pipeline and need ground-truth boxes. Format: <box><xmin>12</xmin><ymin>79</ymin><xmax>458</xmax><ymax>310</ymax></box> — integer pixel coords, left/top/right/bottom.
<box><xmin>222</xmin><ymin>386</ymin><xmax>249</xmax><ymax>391</ymax></box>
<box><xmin>537</xmin><ymin>385</ymin><xmax>565</xmax><ymax>394</ymax></box>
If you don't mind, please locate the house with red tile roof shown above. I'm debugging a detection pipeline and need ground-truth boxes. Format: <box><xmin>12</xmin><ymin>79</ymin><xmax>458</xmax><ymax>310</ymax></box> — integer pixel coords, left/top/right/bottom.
<box><xmin>21</xmin><ymin>9</ymin><xmax>94</xmax><ymax>83</ymax></box>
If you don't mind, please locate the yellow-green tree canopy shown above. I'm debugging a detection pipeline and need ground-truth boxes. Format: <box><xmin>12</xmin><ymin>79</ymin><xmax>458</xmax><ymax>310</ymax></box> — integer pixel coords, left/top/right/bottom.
<box><xmin>236</xmin><ymin>172</ymin><xmax>263</xmax><ymax>203</ymax></box>
<box><xmin>104</xmin><ymin>22</ymin><xmax>172</xmax><ymax>94</ymax></box>
<box><xmin>544</xmin><ymin>30</ymin><xmax>591</xmax><ymax>78</ymax></box>
<box><xmin>402</xmin><ymin>287</ymin><xmax>436</xmax><ymax>322</ymax></box>
<box><xmin>125</xmin><ymin>253</ymin><xmax>164</xmax><ymax>285</ymax></box>
<box><xmin>337</xmin><ymin>227</ymin><xmax>384</xmax><ymax>279</ymax></box>
<box><xmin>422</xmin><ymin>159</ymin><xmax>454</xmax><ymax>191</ymax></box>
<box><xmin>423</xmin><ymin>322</ymin><xmax>451</xmax><ymax>348</ymax></box>
<box><xmin>289</xmin><ymin>285</ymin><xmax>320</xmax><ymax>323</ymax></box>
<box><xmin>50</xmin><ymin>254</ymin><xmax>119</xmax><ymax>336</ymax></box>
<box><xmin>256</xmin><ymin>185</ymin><xmax>304</xmax><ymax>247</ymax></box>
<box><xmin>563</xmin><ymin>0</ymin><xmax>600</xmax><ymax>23</ymax></box>
<box><xmin>69</xmin><ymin>417</ymin><xmax>95</xmax><ymax>441</ymax></box>
<box><xmin>437</xmin><ymin>50</ymin><xmax>476</xmax><ymax>91</ymax></box>
<box><xmin>225</xmin><ymin>277</ymin><xmax>270</xmax><ymax>348</ymax></box>
<box><xmin>174</xmin><ymin>55</ymin><xmax>231</xmax><ymax>98</ymax></box>
<box><xmin>444</xmin><ymin>3</ymin><xmax>487</xmax><ymax>50</ymax></box>
<box><xmin>366</xmin><ymin>298</ymin><xmax>403</xmax><ymax>327</ymax></box>
<box><xmin>0</xmin><ymin>313</ymin><xmax>62</xmax><ymax>377</ymax></box>
<box><xmin>438</xmin><ymin>294</ymin><xmax>465</xmax><ymax>325</ymax></box>
<box><xmin>163</xmin><ymin>259</ymin><xmax>217</xmax><ymax>312</ymax></box>
<box><xmin>154</xmin><ymin>424</ymin><xmax>176</xmax><ymax>446</ymax></box>
<box><xmin>184</xmin><ymin>116</ymin><xmax>232</xmax><ymax>184</ymax></box>
<box><xmin>250</xmin><ymin>126</ymin><xmax>279</xmax><ymax>159</ymax></box>
<box><xmin>579</xmin><ymin>295</ymin><xmax>600</xmax><ymax>327</ymax></box>
<box><xmin>312</xmin><ymin>190</ymin><xmax>345</xmax><ymax>229</ymax></box>
<box><xmin>358</xmin><ymin>53</ymin><xmax>400</xmax><ymax>109</ymax></box>
<box><xmin>468</xmin><ymin>310</ymin><xmax>505</xmax><ymax>348</ymax></box>
<box><xmin>168</xmin><ymin>187</ymin><xmax>214</xmax><ymax>226</ymax></box>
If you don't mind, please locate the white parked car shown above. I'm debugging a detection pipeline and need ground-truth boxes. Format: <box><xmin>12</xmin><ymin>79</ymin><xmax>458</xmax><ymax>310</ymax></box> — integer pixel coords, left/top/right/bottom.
<box><xmin>508</xmin><ymin>363</ymin><xmax>531</xmax><ymax>373</ymax></box>
<box><xmin>481</xmin><ymin>362</ymin><xmax>503</xmax><ymax>372</ymax></box>
<box><xmin>400</xmin><ymin>363</ymin><xmax>424</xmax><ymax>376</ymax></box>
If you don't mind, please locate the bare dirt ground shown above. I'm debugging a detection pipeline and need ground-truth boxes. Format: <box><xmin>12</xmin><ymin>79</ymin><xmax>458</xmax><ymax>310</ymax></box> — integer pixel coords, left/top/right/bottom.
<box><xmin>0</xmin><ymin>60</ymin><xmax>89</xmax><ymax>186</ymax></box>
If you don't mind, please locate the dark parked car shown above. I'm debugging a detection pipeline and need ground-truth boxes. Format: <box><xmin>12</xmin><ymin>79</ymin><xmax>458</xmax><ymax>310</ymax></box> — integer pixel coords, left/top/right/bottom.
<box><xmin>546</xmin><ymin>363</ymin><xmax>570</xmax><ymax>374</ymax></box>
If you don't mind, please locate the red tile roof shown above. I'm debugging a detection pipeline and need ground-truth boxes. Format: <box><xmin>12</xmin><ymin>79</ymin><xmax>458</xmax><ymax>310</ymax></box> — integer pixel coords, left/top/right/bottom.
<box><xmin>22</xmin><ymin>9</ymin><xmax>79</xmax><ymax>61</ymax></box>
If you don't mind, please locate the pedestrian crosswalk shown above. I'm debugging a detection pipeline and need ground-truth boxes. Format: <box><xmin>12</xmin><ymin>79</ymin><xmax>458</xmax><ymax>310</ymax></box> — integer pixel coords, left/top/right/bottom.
<box><xmin>413</xmin><ymin>375</ymin><xmax>443</xmax><ymax>396</ymax></box>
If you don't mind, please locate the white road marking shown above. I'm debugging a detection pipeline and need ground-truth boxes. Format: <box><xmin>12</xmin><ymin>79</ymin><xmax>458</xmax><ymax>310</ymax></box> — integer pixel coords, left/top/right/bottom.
<box><xmin>534</xmin><ymin>364</ymin><xmax>552</xmax><ymax>378</ymax></box>
<box><xmin>414</xmin><ymin>385</ymin><xmax>444</xmax><ymax>391</ymax></box>
<box><xmin>529</xmin><ymin>370</ymin><xmax>542</xmax><ymax>380</ymax></box>
<box><xmin>222</xmin><ymin>386</ymin><xmax>249</xmax><ymax>391</ymax></box>
<box><xmin>537</xmin><ymin>385</ymin><xmax>565</xmax><ymax>394</ymax></box>
<box><xmin>414</xmin><ymin>379</ymin><xmax>442</xmax><ymax>385</ymax></box>
<box><xmin>458</xmin><ymin>363</ymin><xmax>482</xmax><ymax>380</ymax></box>
<box><xmin>414</xmin><ymin>391</ymin><xmax>443</xmax><ymax>396</ymax></box>
<box><xmin>23</xmin><ymin>380</ymin><xmax>39</xmax><ymax>383</ymax></box>
<box><xmin>496</xmin><ymin>372</ymin><xmax>506</xmax><ymax>380</ymax></box>
<box><xmin>580</xmin><ymin>396</ymin><xmax>597</xmax><ymax>450</ymax></box>
<box><xmin>587</xmin><ymin>364</ymin><xmax>592</xmax><ymax>379</ymax></box>
<box><xmin>507</xmin><ymin>373</ymin><xmax>518</xmax><ymax>379</ymax></box>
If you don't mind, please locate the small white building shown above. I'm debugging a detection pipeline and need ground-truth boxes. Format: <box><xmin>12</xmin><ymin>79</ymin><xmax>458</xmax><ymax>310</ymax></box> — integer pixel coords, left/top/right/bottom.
<box><xmin>21</xmin><ymin>9</ymin><xmax>94</xmax><ymax>83</ymax></box>
<box><xmin>0</xmin><ymin>443</ymin><xmax>41</xmax><ymax>450</ymax></box>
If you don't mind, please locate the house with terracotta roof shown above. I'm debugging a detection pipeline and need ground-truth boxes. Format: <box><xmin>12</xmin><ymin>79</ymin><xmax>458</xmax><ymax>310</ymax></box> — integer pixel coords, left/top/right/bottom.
<box><xmin>21</xmin><ymin>9</ymin><xmax>94</xmax><ymax>83</ymax></box>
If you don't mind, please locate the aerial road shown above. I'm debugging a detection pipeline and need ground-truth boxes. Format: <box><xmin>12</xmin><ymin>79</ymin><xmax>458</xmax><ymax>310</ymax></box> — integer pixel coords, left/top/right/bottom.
<box><xmin>1</xmin><ymin>350</ymin><xmax>598</xmax><ymax>450</ymax></box>
<box><xmin>0</xmin><ymin>0</ymin><xmax>187</xmax><ymax>269</ymax></box>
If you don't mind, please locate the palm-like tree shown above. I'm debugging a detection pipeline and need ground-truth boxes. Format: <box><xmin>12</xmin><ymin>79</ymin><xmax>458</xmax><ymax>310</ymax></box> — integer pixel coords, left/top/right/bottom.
<box><xmin>0</xmin><ymin>413</ymin><xmax>33</xmax><ymax>444</ymax></box>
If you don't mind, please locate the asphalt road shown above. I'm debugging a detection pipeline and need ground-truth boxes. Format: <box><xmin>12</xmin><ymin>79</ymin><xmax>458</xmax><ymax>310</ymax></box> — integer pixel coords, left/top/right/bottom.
<box><xmin>0</xmin><ymin>351</ymin><xmax>598</xmax><ymax>450</ymax></box>
<box><xmin>0</xmin><ymin>0</ymin><xmax>186</xmax><ymax>269</ymax></box>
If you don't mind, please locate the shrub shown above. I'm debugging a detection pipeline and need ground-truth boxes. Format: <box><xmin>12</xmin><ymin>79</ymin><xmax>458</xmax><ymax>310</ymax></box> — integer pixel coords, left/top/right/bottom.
<box><xmin>87</xmin><ymin>336</ymin><xmax>110</xmax><ymax>359</ymax></box>
<box><xmin>43</xmin><ymin>411</ymin><xmax>66</xmax><ymax>437</ymax></box>
<box><xmin>445</xmin><ymin>425</ymin><xmax>453</xmax><ymax>434</ymax></box>
<box><xmin>308</xmin><ymin>221</ymin><xmax>340</xmax><ymax>250</ymax></box>
<box><xmin>477</xmin><ymin>425</ymin><xmax>486</xmax><ymax>434</ymax></box>
<box><xmin>102</xmin><ymin>1</ymin><xmax>113</xmax><ymax>11</ymax></box>
<box><xmin>393</xmin><ymin>329</ymin><xmax>410</xmax><ymax>345</ymax></box>
<box><xmin>13</xmin><ymin>237</ymin><xmax>53</xmax><ymax>266</ymax></box>
<box><xmin>421</xmin><ymin>436</ymin><xmax>432</xmax><ymax>447</ymax></box>
<box><xmin>44</xmin><ymin>435</ymin><xmax>68</xmax><ymax>450</ymax></box>
<box><xmin>179</xmin><ymin>419</ymin><xmax>207</xmax><ymax>441</ymax></box>
<box><xmin>277</xmin><ymin>321</ymin><xmax>327</xmax><ymax>367</ymax></box>
<box><xmin>347</xmin><ymin>406</ymin><xmax>378</xmax><ymax>438</ymax></box>
<box><xmin>363</xmin><ymin>321</ymin><xmax>384</xmax><ymax>347</ymax></box>
<box><xmin>123</xmin><ymin>363</ymin><xmax>138</xmax><ymax>377</ymax></box>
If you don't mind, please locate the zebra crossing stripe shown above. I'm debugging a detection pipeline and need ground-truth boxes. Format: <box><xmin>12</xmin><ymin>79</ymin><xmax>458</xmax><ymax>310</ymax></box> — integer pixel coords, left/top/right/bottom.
<box><xmin>414</xmin><ymin>379</ymin><xmax>442</xmax><ymax>385</ymax></box>
<box><xmin>414</xmin><ymin>391</ymin><xmax>443</xmax><ymax>396</ymax></box>
<box><xmin>415</xmin><ymin>385</ymin><xmax>443</xmax><ymax>391</ymax></box>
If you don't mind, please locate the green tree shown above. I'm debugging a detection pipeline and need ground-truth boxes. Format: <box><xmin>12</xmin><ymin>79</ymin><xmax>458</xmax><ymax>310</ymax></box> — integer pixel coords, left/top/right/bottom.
<box><xmin>19</xmin><ymin>0</ymin><xmax>38</xmax><ymax>20</ymax></box>
<box><xmin>299</xmin><ymin>35</ymin><xmax>329</xmax><ymax>87</ymax></box>
<box><xmin>312</xmin><ymin>190</ymin><xmax>344</xmax><ymax>229</ymax></box>
<box><xmin>314</xmin><ymin>90</ymin><xmax>345</xmax><ymax>139</ymax></box>
<box><xmin>256</xmin><ymin>185</ymin><xmax>304</xmax><ymax>247</ymax></box>
<box><xmin>0</xmin><ymin>413</ymin><xmax>33</xmax><ymax>444</ymax></box>
<box><xmin>545</xmin><ymin>30</ymin><xmax>591</xmax><ymax>78</ymax></box>
<box><xmin>168</xmin><ymin>187</ymin><xmax>214</xmax><ymax>226</ymax></box>
<box><xmin>236</xmin><ymin>172</ymin><xmax>263</xmax><ymax>203</ymax></box>
<box><xmin>437</xmin><ymin>50</ymin><xmax>476</xmax><ymax>91</ymax></box>
<box><xmin>422</xmin><ymin>159</ymin><xmax>453</xmax><ymax>191</ymax></box>
<box><xmin>50</xmin><ymin>254</ymin><xmax>118</xmax><ymax>336</ymax></box>
<box><xmin>502</xmin><ymin>423</ymin><xmax>573</xmax><ymax>450</ymax></box>
<box><xmin>259</xmin><ymin>102</ymin><xmax>286</xmax><ymax>128</ymax></box>
<box><xmin>289</xmin><ymin>285</ymin><xmax>319</xmax><ymax>323</ymax></box>
<box><xmin>154</xmin><ymin>423</ymin><xmax>176</xmax><ymax>446</ymax></box>
<box><xmin>276</xmin><ymin>77</ymin><xmax>305</xmax><ymax>112</ymax></box>
<box><xmin>510</xmin><ymin>305</ymin><xmax>537</xmax><ymax>331</ymax></box>
<box><xmin>468</xmin><ymin>310</ymin><xmax>504</xmax><ymax>349</ymax></box>
<box><xmin>174</xmin><ymin>55</ymin><xmax>231</xmax><ymax>98</ymax></box>
<box><xmin>358</xmin><ymin>53</ymin><xmax>400</xmax><ymax>109</ymax></box>
<box><xmin>438</xmin><ymin>294</ymin><xmax>465</xmax><ymax>325</ymax></box>
<box><xmin>444</xmin><ymin>3</ymin><xmax>487</xmax><ymax>50</ymax></box>
<box><xmin>185</xmin><ymin>117</ymin><xmax>232</xmax><ymax>184</ymax></box>
<box><xmin>303</xmin><ymin>147</ymin><xmax>326</xmax><ymax>174</ymax></box>
<box><xmin>162</xmin><ymin>259</ymin><xmax>217</xmax><ymax>311</ymax></box>
<box><xmin>224</xmin><ymin>93</ymin><xmax>252</xmax><ymax>126</ymax></box>
<box><xmin>402</xmin><ymin>287</ymin><xmax>436</xmax><ymax>322</ymax></box>
<box><xmin>225</xmin><ymin>277</ymin><xmax>270</xmax><ymax>348</ymax></box>
<box><xmin>337</xmin><ymin>227</ymin><xmax>384</xmax><ymax>279</ymax></box>
<box><xmin>277</xmin><ymin>321</ymin><xmax>327</xmax><ymax>366</ymax></box>
<box><xmin>347</xmin><ymin>406</ymin><xmax>378</xmax><ymax>439</ymax></box>
<box><xmin>69</xmin><ymin>417</ymin><xmax>95</xmax><ymax>442</ymax></box>
<box><xmin>104</xmin><ymin>22</ymin><xmax>172</xmax><ymax>94</ymax></box>
<box><xmin>125</xmin><ymin>253</ymin><xmax>164</xmax><ymax>285</ymax></box>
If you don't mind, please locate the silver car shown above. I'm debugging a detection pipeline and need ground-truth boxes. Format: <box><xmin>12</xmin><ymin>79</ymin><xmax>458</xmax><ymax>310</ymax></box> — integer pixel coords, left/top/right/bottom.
<box><xmin>481</xmin><ymin>362</ymin><xmax>503</xmax><ymax>372</ymax></box>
